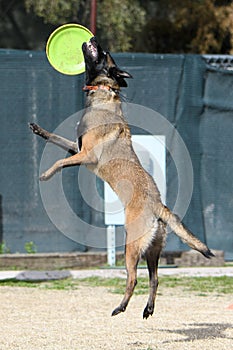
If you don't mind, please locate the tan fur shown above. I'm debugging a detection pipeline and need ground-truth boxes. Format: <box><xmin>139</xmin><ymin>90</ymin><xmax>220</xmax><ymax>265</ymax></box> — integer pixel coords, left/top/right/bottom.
<box><xmin>30</xmin><ymin>76</ymin><xmax>213</xmax><ymax>318</ymax></box>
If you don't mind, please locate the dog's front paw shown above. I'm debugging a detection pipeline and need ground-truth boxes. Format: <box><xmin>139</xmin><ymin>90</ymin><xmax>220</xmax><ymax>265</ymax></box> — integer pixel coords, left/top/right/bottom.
<box><xmin>29</xmin><ymin>123</ymin><xmax>41</xmax><ymax>134</ymax></box>
<box><xmin>29</xmin><ymin>123</ymin><xmax>49</xmax><ymax>139</ymax></box>
<box><xmin>39</xmin><ymin>171</ymin><xmax>51</xmax><ymax>181</ymax></box>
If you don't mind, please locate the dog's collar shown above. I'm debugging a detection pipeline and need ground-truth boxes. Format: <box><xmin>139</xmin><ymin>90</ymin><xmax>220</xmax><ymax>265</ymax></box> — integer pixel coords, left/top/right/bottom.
<box><xmin>82</xmin><ymin>85</ymin><xmax>118</xmax><ymax>93</ymax></box>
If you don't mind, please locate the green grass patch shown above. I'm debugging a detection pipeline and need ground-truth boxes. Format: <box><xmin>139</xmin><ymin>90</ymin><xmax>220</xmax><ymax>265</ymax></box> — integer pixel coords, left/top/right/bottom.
<box><xmin>0</xmin><ymin>275</ymin><xmax>232</xmax><ymax>296</ymax></box>
<box><xmin>160</xmin><ymin>276</ymin><xmax>233</xmax><ymax>295</ymax></box>
<box><xmin>0</xmin><ymin>279</ymin><xmax>40</xmax><ymax>288</ymax></box>
<box><xmin>79</xmin><ymin>276</ymin><xmax>233</xmax><ymax>295</ymax></box>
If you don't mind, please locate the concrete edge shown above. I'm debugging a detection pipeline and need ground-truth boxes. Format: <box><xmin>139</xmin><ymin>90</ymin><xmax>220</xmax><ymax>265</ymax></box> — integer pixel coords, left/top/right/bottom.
<box><xmin>0</xmin><ymin>267</ymin><xmax>233</xmax><ymax>282</ymax></box>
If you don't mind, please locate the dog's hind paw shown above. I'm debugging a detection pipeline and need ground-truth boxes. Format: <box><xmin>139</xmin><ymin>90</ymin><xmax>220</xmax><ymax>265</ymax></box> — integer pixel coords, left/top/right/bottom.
<box><xmin>143</xmin><ymin>304</ymin><xmax>154</xmax><ymax>319</ymax></box>
<box><xmin>111</xmin><ymin>305</ymin><xmax>126</xmax><ymax>317</ymax></box>
<box><xmin>202</xmin><ymin>248</ymin><xmax>215</xmax><ymax>259</ymax></box>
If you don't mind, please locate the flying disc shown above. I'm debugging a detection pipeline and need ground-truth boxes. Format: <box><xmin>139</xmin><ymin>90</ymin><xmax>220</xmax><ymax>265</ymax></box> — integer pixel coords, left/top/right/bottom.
<box><xmin>46</xmin><ymin>24</ymin><xmax>93</xmax><ymax>75</ymax></box>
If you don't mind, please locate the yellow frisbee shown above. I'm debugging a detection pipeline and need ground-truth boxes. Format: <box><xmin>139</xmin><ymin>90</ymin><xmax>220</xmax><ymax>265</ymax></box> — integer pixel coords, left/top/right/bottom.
<box><xmin>46</xmin><ymin>23</ymin><xmax>93</xmax><ymax>75</ymax></box>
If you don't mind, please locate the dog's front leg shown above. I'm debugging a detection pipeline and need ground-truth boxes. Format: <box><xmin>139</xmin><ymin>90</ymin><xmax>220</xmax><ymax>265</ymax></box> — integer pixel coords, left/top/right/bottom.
<box><xmin>40</xmin><ymin>149</ymin><xmax>97</xmax><ymax>181</ymax></box>
<box><xmin>29</xmin><ymin>123</ymin><xmax>78</xmax><ymax>154</ymax></box>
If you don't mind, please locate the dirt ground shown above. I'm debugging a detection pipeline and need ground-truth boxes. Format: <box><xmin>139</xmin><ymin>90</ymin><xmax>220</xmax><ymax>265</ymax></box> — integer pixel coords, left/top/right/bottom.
<box><xmin>0</xmin><ymin>283</ymin><xmax>232</xmax><ymax>350</ymax></box>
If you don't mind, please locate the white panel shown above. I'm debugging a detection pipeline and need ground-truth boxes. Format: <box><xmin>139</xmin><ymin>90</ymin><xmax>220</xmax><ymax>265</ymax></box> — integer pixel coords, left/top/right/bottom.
<box><xmin>104</xmin><ymin>135</ymin><xmax>166</xmax><ymax>225</ymax></box>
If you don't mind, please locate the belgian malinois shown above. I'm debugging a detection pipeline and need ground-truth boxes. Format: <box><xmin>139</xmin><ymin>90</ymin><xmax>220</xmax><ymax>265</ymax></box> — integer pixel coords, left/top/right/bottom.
<box><xmin>30</xmin><ymin>37</ymin><xmax>214</xmax><ymax>318</ymax></box>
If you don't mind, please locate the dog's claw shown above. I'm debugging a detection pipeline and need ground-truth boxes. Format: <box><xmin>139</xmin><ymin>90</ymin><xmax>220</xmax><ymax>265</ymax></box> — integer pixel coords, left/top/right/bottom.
<box><xmin>143</xmin><ymin>310</ymin><xmax>152</xmax><ymax>319</ymax></box>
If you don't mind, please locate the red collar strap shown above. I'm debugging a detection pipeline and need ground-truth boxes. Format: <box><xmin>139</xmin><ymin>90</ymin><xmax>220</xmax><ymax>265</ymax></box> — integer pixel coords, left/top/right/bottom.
<box><xmin>82</xmin><ymin>85</ymin><xmax>117</xmax><ymax>92</ymax></box>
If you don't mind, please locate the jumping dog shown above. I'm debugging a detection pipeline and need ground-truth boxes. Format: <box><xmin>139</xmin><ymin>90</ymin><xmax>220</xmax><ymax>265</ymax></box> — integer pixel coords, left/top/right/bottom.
<box><xmin>30</xmin><ymin>37</ymin><xmax>214</xmax><ymax>318</ymax></box>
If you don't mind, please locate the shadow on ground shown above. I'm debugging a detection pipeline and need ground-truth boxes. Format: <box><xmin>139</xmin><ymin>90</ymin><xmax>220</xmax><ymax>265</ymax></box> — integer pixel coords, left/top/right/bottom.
<box><xmin>161</xmin><ymin>323</ymin><xmax>233</xmax><ymax>343</ymax></box>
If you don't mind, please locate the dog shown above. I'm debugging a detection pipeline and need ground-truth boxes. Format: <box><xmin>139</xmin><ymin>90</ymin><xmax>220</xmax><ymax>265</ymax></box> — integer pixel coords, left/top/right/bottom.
<box><xmin>30</xmin><ymin>37</ymin><xmax>214</xmax><ymax>318</ymax></box>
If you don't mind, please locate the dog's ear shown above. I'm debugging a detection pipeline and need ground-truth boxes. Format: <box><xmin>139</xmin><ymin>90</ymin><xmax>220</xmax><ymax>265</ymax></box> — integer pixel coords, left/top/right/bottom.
<box><xmin>111</xmin><ymin>68</ymin><xmax>132</xmax><ymax>87</ymax></box>
<box><xmin>106</xmin><ymin>52</ymin><xmax>132</xmax><ymax>87</ymax></box>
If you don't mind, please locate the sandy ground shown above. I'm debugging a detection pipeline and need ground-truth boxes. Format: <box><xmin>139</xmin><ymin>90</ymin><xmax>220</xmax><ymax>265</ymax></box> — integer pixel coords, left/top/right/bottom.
<box><xmin>0</xmin><ymin>283</ymin><xmax>232</xmax><ymax>350</ymax></box>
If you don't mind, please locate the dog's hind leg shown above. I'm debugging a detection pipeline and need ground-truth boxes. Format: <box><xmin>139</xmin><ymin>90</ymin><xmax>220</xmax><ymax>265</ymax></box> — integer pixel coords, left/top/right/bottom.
<box><xmin>143</xmin><ymin>245</ymin><xmax>161</xmax><ymax>319</ymax></box>
<box><xmin>111</xmin><ymin>240</ymin><xmax>140</xmax><ymax>316</ymax></box>
<box><xmin>143</xmin><ymin>221</ymin><xmax>165</xmax><ymax>319</ymax></box>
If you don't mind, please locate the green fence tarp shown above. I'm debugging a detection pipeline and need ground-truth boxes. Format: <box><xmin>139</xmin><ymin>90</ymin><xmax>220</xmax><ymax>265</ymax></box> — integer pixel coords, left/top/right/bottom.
<box><xmin>0</xmin><ymin>49</ymin><xmax>232</xmax><ymax>259</ymax></box>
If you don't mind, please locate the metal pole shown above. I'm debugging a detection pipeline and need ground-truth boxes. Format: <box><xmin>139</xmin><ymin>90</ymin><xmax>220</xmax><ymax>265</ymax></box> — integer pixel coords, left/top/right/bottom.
<box><xmin>90</xmin><ymin>0</ymin><xmax>97</xmax><ymax>35</ymax></box>
<box><xmin>107</xmin><ymin>225</ymin><xmax>116</xmax><ymax>266</ymax></box>
<box><xmin>0</xmin><ymin>195</ymin><xmax>2</xmax><ymax>245</ymax></box>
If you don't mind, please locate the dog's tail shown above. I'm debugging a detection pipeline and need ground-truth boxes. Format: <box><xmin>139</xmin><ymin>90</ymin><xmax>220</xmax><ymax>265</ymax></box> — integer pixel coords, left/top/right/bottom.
<box><xmin>157</xmin><ymin>205</ymin><xmax>214</xmax><ymax>258</ymax></box>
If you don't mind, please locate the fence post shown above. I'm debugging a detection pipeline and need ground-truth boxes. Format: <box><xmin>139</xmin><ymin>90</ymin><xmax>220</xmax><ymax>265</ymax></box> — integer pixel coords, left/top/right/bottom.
<box><xmin>0</xmin><ymin>195</ymin><xmax>3</xmax><ymax>245</ymax></box>
<box><xmin>107</xmin><ymin>225</ymin><xmax>116</xmax><ymax>266</ymax></box>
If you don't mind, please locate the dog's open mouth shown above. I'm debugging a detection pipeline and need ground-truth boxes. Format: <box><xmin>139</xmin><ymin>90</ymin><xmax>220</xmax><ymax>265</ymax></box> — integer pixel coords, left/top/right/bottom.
<box><xmin>85</xmin><ymin>39</ymin><xmax>98</xmax><ymax>60</ymax></box>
